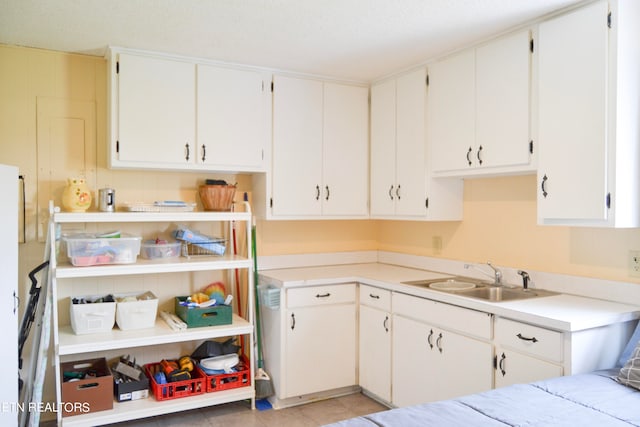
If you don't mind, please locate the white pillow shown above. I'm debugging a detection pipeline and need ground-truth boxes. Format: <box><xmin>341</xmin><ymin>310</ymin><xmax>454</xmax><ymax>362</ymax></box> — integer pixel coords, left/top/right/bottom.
<box><xmin>618</xmin><ymin>340</ymin><xmax>640</xmax><ymax>390</ymax></box>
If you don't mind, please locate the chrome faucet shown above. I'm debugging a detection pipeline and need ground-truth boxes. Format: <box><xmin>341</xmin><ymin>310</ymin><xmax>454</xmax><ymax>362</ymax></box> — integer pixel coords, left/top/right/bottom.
<box><xmin>464</xmin><ymin>261</ymin><xmax>503</xmax><ymax>286</ymax></box>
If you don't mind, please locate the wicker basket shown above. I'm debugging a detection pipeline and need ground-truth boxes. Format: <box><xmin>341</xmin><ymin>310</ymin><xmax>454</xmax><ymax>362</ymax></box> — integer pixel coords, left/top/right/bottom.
<box><xmin>198</xmin><ymin>185</ymin><xmax>236</xmax><ymax>211</ymax></box>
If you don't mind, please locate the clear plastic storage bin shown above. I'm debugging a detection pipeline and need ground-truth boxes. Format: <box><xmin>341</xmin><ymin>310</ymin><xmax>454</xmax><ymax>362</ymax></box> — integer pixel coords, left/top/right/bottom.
<box><xmin>65</xmin><ymin>233</ymin><xmax>142</xmax><ymax>266</ymax></box>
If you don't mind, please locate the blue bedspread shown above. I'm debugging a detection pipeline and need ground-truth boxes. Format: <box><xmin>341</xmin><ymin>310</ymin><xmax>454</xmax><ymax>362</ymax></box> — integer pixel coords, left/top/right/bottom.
<box><xmin>326</xmin><ymin>370</ymin><xmax>640</xmax><ymax>427</ymax></box>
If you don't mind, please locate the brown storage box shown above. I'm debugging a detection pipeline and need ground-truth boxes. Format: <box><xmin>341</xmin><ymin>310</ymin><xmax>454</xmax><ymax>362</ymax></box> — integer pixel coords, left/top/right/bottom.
<box><xmin>60</xmin><ymin>358</ymin><xmax>113</xmax><ymax>417</ymax></box>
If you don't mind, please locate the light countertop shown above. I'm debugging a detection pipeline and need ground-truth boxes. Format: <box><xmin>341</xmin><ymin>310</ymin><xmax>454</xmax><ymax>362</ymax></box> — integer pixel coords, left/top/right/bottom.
<box><xmin>258</xmin><ymin>263</ymin><xmax>640</xmax><ymax>332</ymax></box>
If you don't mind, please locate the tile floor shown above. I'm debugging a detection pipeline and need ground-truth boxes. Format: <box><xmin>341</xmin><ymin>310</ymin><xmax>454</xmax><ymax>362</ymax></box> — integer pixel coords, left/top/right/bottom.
<box><xmin>109</xmin><ymin>393</ymin><xmax>387</xmax><ymax>426</ymax></box>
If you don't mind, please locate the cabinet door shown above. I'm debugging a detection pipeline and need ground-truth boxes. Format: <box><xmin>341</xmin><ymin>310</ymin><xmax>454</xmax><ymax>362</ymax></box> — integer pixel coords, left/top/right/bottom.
<box><xmin>272</xmin><ymin>76</ymin><xmax>323</xmax><ymax>216</ymax></box>
<box><xmin>197</xmin><ymin>65</ymin><xmax>268</xmax><ymax>171</ymax></box>
<box><xmin>359</xmin><ymin>305</ymin><xmax>391</xmax><ymax>402</ymax></box>
<box><xmin>322</xmin><ymin>83</ymin><xmax>369</xmax><ymax>217</ymax></box>
<box><xmin>370</xmin><ymin>79</ymin><xmax>397</xmax><ymax>217</ymax></box>
<box><xmin>285</xmin><ymin>304</ymin><xmax>356</xmax><ymax>397</ymax></box>
<box><xmin>494</xmin><ymin>347</ymin><xmax>563</xmax><ymax>388</ymax></box>
<box><xmin>476</xmin><ymin>30</ymin><xmax>532</xmax><ymax>169</ymax></box>
<box><xmin>0</xmin><ymin>165</ymin><xmax>17</xmax><ymax>427</ymax></box>
<box><xmin>437</xmin><ymin>329</ymin><xmax>493</xmax><ymax>400</ymax></box>
<box><xmin>117</xmin><ymin>53</ymin><xmax>195</xmax><ymax>165</ymax></box>
<box><xmin>537</xmin><ymin>1</ymin><xmax>608</xmax><ymax>222</ymax></box>
<box><xmin>396</xmin><ymin>69</ymin><xmax>428</xmax><ymax>217</ymax></box>
<box><xmin>428</xmin><ymin>49</ymin><xmax>476</xmax><ymax>173</ymax></box>
<box><xmin>392</xmin><ymin>315</ymin><xmax>437</xmax><ymax>407</ymax></box>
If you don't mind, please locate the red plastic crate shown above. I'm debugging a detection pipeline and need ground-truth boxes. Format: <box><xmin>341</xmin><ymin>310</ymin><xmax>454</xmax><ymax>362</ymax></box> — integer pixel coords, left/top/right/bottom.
<box><xmin>144</xmin><ymin>362</ymin><xmax>205</xmax><ymax>401</ymax></box>
<box><xmin>197</xmin><ymin>354</ymin><xmax>251</xmax><ymax>393</ymax></box>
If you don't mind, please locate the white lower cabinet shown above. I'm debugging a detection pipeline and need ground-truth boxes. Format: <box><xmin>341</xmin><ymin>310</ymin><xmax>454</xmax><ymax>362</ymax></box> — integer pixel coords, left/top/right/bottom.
<box><xmin>358</xmin><ymin>285</ymin><xmax>392</xmax><ymax>403</ymax></box>
<box><xmin>494</xmin><ymin>316</ymin><xmax>564</xmax><ymax>387</ymax></box>
<box><xmin>494</xmin><ymin>346</ymin><xmax>563</xmax><ymax>388</ymax></box>
<box><xmin>262</xmin><ymin>283</ymin><xmax>357</xmax><ymax>408</ymax></box>
<box><xmin>391</xmin><ymin>293</ymin><xmax>493</xmax><ymax>407</ymax></box>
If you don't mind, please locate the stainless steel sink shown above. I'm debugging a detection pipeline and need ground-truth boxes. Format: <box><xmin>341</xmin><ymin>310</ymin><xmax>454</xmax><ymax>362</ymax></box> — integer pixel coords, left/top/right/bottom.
<box><xmin>458</xmin><ymin>286</ymin><xmax>557</xmax><ymax>302</ymax></box>
<box><xmin>402</xmin><ymin>276</ymin><xmax>558</xmax><ymax>302</ymax></box>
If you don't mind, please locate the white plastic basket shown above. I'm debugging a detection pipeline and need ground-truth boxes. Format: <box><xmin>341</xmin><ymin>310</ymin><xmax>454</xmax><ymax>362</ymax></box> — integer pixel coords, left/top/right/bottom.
<box><xmin>258</xmin><ymin>285</ymin><xmax>281</xmax><ymax>310</ymax></box>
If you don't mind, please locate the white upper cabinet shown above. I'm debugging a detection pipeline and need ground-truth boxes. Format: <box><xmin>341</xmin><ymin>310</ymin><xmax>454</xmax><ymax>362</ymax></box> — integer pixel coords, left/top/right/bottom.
<box><xmin>114</xmin><ymin>52</ymin><xmax>196</xmax><ymax>167</ymax></box>
<box><xmin>428</xmin><ymin>50</ymin><xmax>476</xmax><ymax>174</ymax></box>
<box><xmin>322</xmin><ymin>82</ymin><xmax>369</xmax><ymax>217</ymax></box>
<box><xmin>108</xmin><ymin>48</ymin><xmax>269</xmax><ymax>172</ymax></box>
<box><xmin>476</xmin><ymin>30</ymin><xmax>533</xmax><ymax>170</ymax></box>
<box><xmin>429</xmin><ymin>30</ymin><xmax>534</xmax><ymax>177</ymax></box>
<box><xmin>537</xmin><ymin>0</ymin><xmax>640</xmax><ymax>227</ymax></box>
<box><xmin>371</xmin><ymin>69</ymin><xmax>463</xmax><ymax>220</ymax></box>
<box><xmin>196</xmin><ymin>64</ymin><xmax>269</xmax><ymax>171</ymax></box>
<box><xmin>269</xmin><ymin>75</ymin><xmax>369</xmax><ymax>219</ymax></box>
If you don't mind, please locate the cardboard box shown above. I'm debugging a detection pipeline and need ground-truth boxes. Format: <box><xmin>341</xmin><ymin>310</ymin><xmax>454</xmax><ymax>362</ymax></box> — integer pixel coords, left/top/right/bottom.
<box><xmin>60</xmin><ymin>358</ymin><xmax>113</xmax><ymax>417</ymax></box>
<box><xmin>175</xmin><ymin>297</ymin><xmax>232</xmax><ymax>328</ymax></box>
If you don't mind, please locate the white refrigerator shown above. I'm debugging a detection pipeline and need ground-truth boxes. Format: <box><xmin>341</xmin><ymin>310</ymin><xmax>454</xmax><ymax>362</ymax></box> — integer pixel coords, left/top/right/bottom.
<box><xmin>0</xmin><ymin>164</ymin><xmax>18</xmax><ymax>427</ymax></box>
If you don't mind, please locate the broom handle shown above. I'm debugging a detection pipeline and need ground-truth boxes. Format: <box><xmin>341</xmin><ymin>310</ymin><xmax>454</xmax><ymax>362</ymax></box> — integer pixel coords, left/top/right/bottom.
<box><xmin>252</xmin><ymin>222</ymin><xmax>265</xmax><ymax>370</ymax></box>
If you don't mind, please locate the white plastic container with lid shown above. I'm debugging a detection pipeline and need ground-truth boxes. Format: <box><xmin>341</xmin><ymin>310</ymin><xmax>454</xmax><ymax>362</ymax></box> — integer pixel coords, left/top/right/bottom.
<box><xmin>64</xmin><ymin>232</ymin><xmax>142</xmax><ymax>266</ymax></box>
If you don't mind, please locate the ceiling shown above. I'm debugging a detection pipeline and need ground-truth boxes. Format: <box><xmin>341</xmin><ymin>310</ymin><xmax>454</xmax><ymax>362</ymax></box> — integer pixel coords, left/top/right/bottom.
<box><xmin>0</xmin><ymin>0</ymin><xmax>583</xmax><ymax>82</ymax></box>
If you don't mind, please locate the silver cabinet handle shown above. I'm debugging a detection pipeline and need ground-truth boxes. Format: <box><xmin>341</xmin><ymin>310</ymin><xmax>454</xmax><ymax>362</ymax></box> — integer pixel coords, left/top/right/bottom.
<box><xmin>466</xmin><ymin>147</ymin><xmax>473</xmax><ymax>166</ymax></box>
<box><xmin>383</xmin><ymin>315</ymin><xmax>389</xmax><ymax>332</ymax></box>
<box><xmin>436</xmin><ymin>332</ymin><xmax>443</xmax><ymax>353</ymax></box>
<box><xmin>325</xmin><ymin>185</ymin><xmax>330</xmax><ymax>201</ymax></box>
<box><xmin>201</xmin><ymin>144</ymin><xmax>206</xmax><ymax>162</ymax></box>
<box><xmin>396</xmin><ymin>185</ymin><xmax>401</xmax><ymax>200</ymax></box>
<box><xmin>477</xmin><ymin>145</ymin><xmax>483</xmax><ymax>165</ymax></box>
<box><xmin>184</xmin><ymin>143</ymin><xmax>190</xmax><ymax>161</ymax></box>
<box><xmin>315</xmin><ymin>185</ymin><xmax>320</xmax><ymax>200</ymax></box>
<box><xmin>427</xmin><ymin>329</ymin><xmax>434</xmax><ymax>349</ymax></box>
<box><xmin>388</xmin><ymin>185</ymin><xmax>394</xmax><ymax>200</ymax></box>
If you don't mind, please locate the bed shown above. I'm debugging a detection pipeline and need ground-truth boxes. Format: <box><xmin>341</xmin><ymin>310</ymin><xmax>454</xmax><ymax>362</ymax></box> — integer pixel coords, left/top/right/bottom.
<box><xmin>327</xmin><ymin>324</ymin><xmax>640</xmax><ymax>427</ymax></box>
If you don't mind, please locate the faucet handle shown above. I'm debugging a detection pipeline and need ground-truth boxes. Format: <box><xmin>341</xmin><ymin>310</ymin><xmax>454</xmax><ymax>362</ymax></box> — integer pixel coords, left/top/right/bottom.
<box><xmin>517</xmin><ymin>270</ymin><xmax>530</xmax><ymax>289</ymax></box>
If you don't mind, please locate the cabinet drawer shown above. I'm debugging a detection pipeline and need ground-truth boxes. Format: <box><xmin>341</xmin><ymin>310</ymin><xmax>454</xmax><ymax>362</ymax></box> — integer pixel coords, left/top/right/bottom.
<box><xmin>393</xmin><ymin>293</ymin><xmax>492</xmax><ymax>340</ymax></box>
<box><xmin>287</xmin><ymin>283</ymin><xmax>356</xmax><ymax>308</ymax></box>
<box><xmin>495</xmin><ymin>317</ymin><xmax>563</xmax><ymax>362</ymax></box>
<box><xmin>359</xmin><ymin>285</ymin><xmax>391</xmax><ymax>311</ymax></box>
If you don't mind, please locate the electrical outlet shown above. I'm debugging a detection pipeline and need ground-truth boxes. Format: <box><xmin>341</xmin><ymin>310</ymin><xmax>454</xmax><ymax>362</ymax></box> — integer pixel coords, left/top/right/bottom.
<box><xmin>432</xmin><ymin>236</ymin><xmax>442</xmax><ymax>255</ymax></box>
<box><xmin>629</xmin><ymin>250</ymin><xmax>640</xmax><ymax>277</ymax></box>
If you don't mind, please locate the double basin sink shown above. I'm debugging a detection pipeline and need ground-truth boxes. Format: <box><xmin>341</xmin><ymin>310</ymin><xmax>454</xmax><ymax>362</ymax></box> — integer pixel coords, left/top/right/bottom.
<box><xmin>402</xmin><ymin>277</ymin><xmax>558</xmax><ymax>302</ymax></box>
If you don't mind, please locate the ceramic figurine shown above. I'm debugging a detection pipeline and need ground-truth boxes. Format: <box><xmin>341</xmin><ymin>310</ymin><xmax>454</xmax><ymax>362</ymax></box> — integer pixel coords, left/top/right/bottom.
<box><xmin>62</xmin><ymin>177</ymin><xmax>92</xmax><ymax>212</ymax></box>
